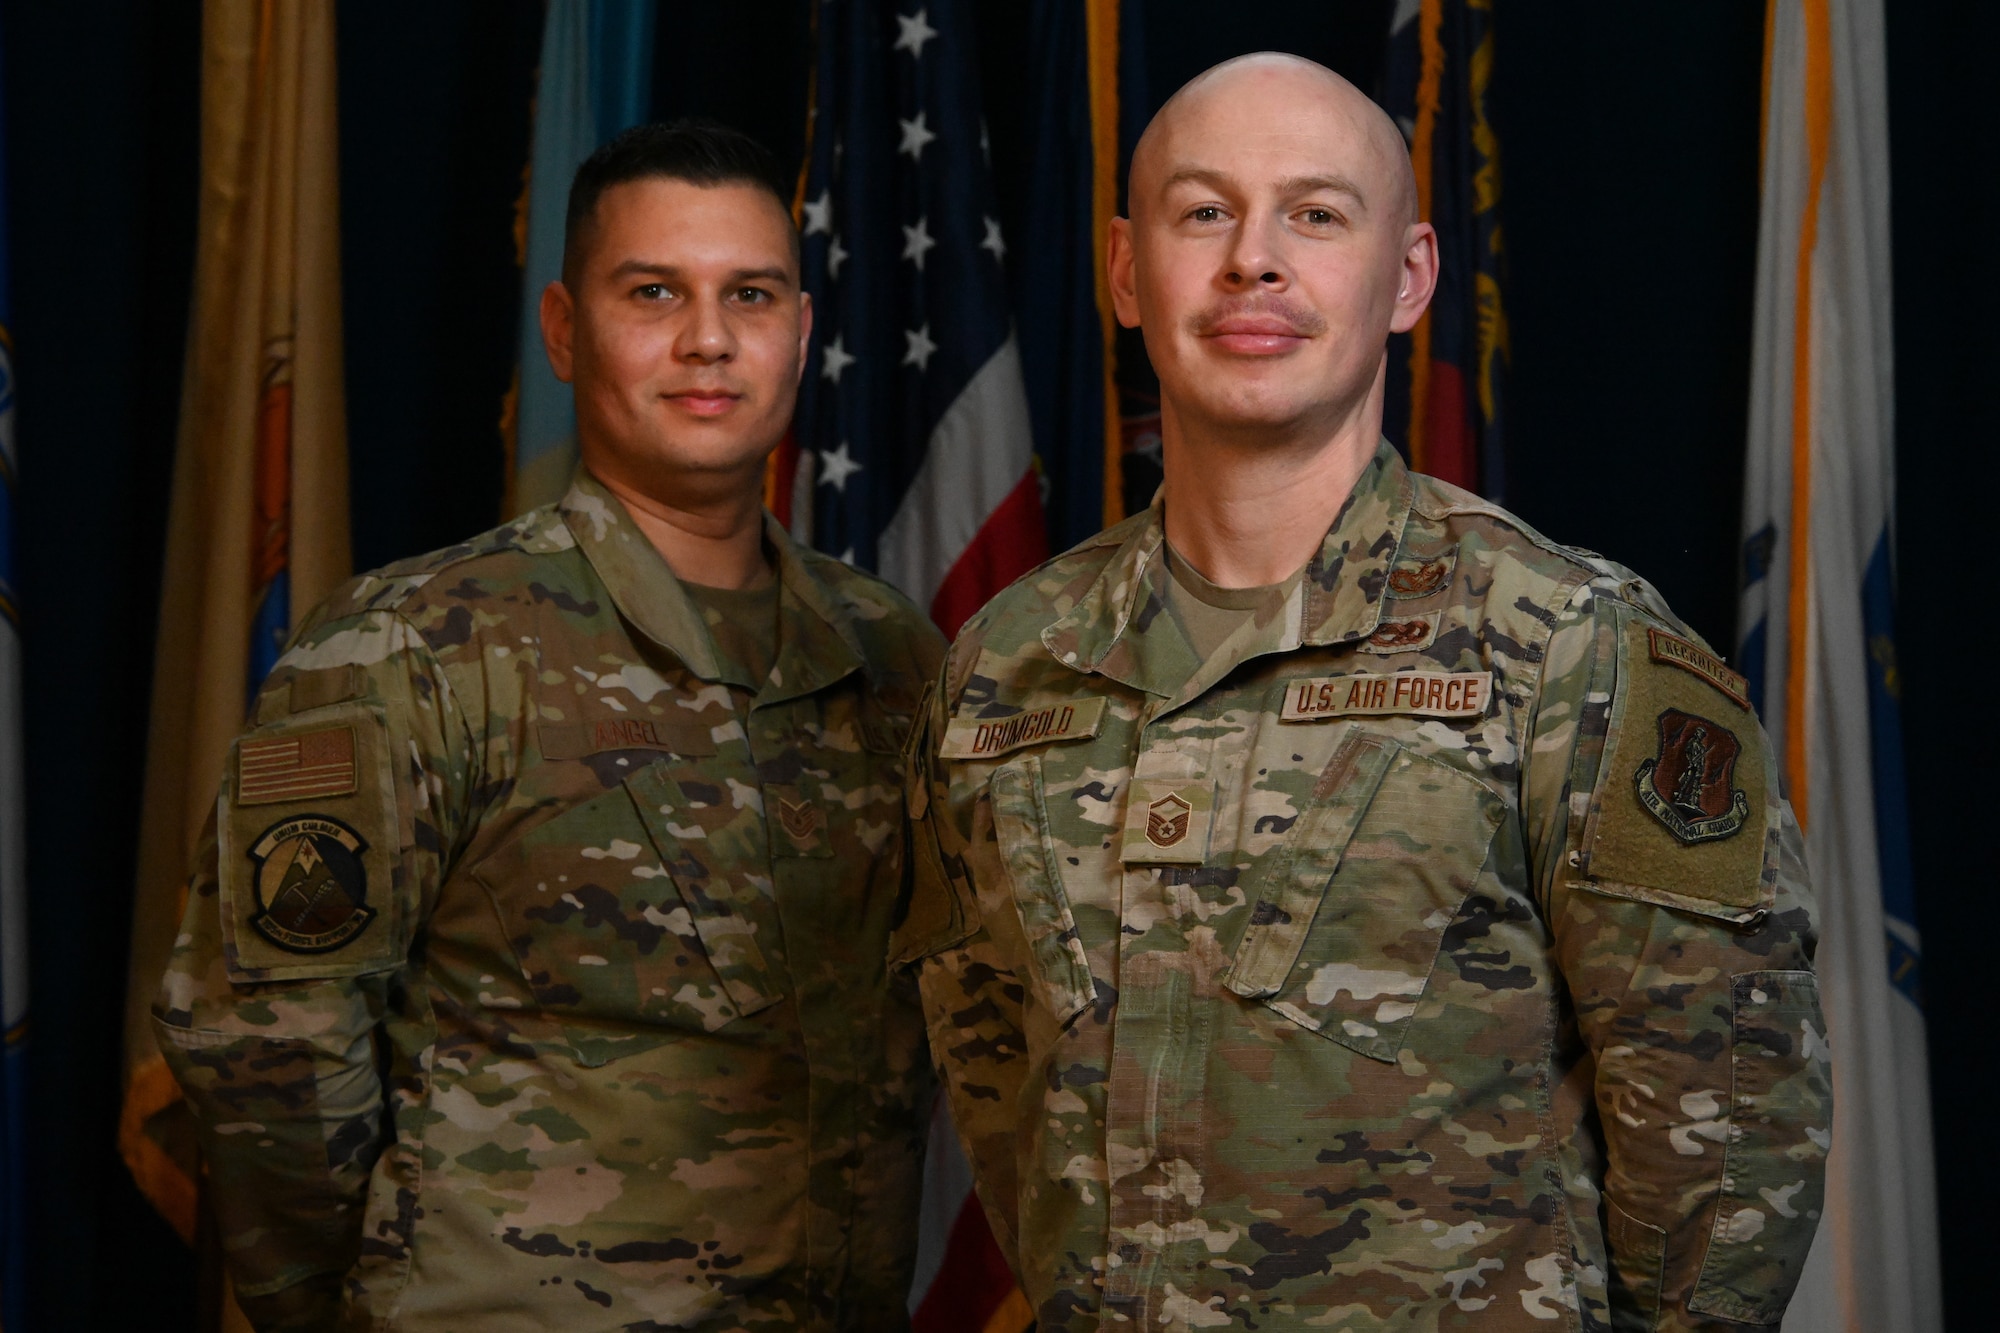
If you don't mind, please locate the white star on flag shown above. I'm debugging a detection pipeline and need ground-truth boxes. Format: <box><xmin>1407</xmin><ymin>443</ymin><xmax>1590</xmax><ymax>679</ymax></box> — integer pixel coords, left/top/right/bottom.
<box><xmin>801</xmin><ymin>189</ymin><xmax>833</xmax><ymax>236</ymax></box>
<box><xmin>821</xmin><ymin>336</ymin><xmax>855</xmax><ymax>384</ymax></box>
<box><xmin>894</xmin><ymin>9</ymin><xmax>938</xmax><ymax>57</ymax></box>
<box><xmin>817</xmin><ymin>441</ymin><xmax>863</xmax><ymax>492</ymax></box>
<box><xmin>828</xmin><ymin>234</ymin><xmax>849</xmax><ymax>278</ymax></box>
<box><xmin>902</xmin><ymin>217</ymin><xmax>936</xmax><ymax>271</ymax></box>
<box><xmin>980</xmin><ymin>216</ymin><xmax>1006</xmax><ymax>261</ymax></box>
<box><xmin>903</xmin><ymin>323</ymin><xmax>937</xmax><ymax>371</ymax></box>
<box><xmin>898</xmin><ymin>112</ymin><xmax>935</xmax><ymax>161</ymax></box>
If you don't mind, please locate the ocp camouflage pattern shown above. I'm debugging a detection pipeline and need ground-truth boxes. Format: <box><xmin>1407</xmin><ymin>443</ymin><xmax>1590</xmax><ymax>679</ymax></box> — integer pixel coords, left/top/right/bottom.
<box><xmin>155</xmin><ymin>470</ymin><xmax>943</xmax><ymax>1331</ymax></box>
<box><xmin>896</xmin><ymin>443</ymin><xmax>1828</xmax><ymax>1331</ymax></box>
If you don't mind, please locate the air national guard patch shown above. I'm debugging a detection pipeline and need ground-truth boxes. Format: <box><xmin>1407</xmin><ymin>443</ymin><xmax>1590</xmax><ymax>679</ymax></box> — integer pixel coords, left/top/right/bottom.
<box><xmin>1281</xmin><ymin>671</ymin><xmax>1491</xmax><ymax>721</ymax></box>
<box><xmin>940</xmin><ymin>696</ymin><xmax>1107</xmax><ymax>759</ymax></box>
<box><xmin>1636</xmin><ymin>709</ymin><xmax>1749</xmax><ymax>844</ymax></box>
<box><xmin>1571</xmin><ymin>618</ymin><xmax>1772</xmax><ymax>919</ymax></box>
<box><xmin>245</xmin><ymin>814</ymin><xmax>375</xmax><ymax>953</ymax></box>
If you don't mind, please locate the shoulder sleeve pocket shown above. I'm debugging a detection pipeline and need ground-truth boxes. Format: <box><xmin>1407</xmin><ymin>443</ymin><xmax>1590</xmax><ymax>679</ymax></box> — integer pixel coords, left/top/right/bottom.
<box><xmin>889</xmin><ymin>681</ymin><xmax>980</xmax><ymax>967</ymax></box>
<box><xmin>1569</xmin><ymin>611</ymin><xmax>1778</xmax><ymax>925</ymax></box>
<box><xmin>1688</xmin><ymin>970</ymin><xmax>1830</xmax><ymax>1324</ymax></box>
<box><xmin>217</xmin><ymin>699</ymin><xmax>410</xmax><ymax>983</ymax></box>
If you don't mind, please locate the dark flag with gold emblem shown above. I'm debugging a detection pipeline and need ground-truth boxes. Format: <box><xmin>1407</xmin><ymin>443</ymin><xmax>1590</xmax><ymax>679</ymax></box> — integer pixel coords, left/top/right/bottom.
<box><xmin>119</xmin><ymin>1</ymin><xmax>353</xmax><ymax>1274</ymax></box>
<box><xmin>0</xmin><ymin>7</ymin><xmax>25</xmax><ymax>1322</ymax></box>
<box><xmin>1382</xmin><ymin>0</ymin><xmax>1509</xmax><ymax>498</ymax></box>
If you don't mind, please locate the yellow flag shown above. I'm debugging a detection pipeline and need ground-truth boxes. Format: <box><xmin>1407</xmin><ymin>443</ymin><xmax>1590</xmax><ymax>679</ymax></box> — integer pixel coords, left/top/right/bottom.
<box><xmin>118</xmin><ymin>0</ymin><xmax>350</xmax><ymax>1249</ymax></box>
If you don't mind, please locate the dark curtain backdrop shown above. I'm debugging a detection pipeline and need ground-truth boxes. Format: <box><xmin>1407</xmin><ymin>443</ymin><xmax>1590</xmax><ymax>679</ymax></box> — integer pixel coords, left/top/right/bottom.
<box><xmin>5</xmin><ymin>2</ymin><xmax>1990</xmax><ymax>1327</ymax></box>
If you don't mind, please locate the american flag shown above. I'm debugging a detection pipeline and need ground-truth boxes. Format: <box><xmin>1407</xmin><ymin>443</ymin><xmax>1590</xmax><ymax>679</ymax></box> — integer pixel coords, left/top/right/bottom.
<box><xmin>784</xmin><ymin>0</ymin><xmax>1048</xmax><ymax>638</ymax></box>
<box><xmin>778</xmin><ymin>2</ymin><xmax>1044</xmax><ymax>1328</ymax></box>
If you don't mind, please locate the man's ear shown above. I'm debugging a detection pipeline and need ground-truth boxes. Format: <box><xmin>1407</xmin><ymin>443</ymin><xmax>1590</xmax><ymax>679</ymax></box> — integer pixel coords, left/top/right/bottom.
<box><xmin>1388</xmin><ymin>223</ymin><xmax>1440</xmax><ymax>336</ymax></box>
<box><xmin>540</xmin><ymin>280</ymin><xmax>577</xmax><ymax>383</ymax></box>
<box><xmin>796</xmin><ymin>291</ymin><xmax>814</xmax><ymax>385</ymax></box>
<box><xmin>1107</xmin><ymin>217</ymin><xmax>1142</xmax><ymax>330</ymax></box>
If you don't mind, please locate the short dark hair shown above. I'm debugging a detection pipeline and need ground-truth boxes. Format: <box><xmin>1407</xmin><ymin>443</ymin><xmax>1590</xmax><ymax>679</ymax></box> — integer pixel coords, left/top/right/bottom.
<box><xmin>562</xmin><ymin>119</ymin><xmax>797</xmax><ymax>283</ymax></box>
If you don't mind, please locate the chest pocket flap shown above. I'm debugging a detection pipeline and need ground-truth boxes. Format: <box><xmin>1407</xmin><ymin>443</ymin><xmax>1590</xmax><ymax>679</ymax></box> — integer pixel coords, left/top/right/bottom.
<box><xmin>1226</xmin><ymin>730</ymin><xmax>1505</xmax><ymax>1062</ymax></box>
<box><xmin>472</xmin><ymin>761</ymin><xmax>783</xmax><ymax>1065</ymax></box>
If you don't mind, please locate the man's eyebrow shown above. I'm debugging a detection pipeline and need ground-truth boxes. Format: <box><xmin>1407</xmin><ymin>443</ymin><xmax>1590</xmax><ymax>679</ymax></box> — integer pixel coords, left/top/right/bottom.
<box><xmin>1158</xmin><ymin>167</ymin><xmax>1369</xmax><ymax>210</ymax></box>
<box><xmin>1158</xmin><ymin>166</ymin><xmax>1240</xmax><ymax>195</ymax></box>
<box><xmin>1274</xmin><ymin>174</ymin><xmax>1369</xmax><ymax>209</ymax></box>
<box><xmin>606</xmin><ymin>260</ymin><xmax>797</xmax><ymax>286</ymax></box>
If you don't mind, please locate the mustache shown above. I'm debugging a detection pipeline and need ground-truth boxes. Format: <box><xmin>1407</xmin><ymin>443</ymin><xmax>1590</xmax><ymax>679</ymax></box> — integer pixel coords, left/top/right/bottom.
<box><xmin>1185</xmin><ymin>295</ymin><xmax>1328</xmax><ymax>338</ymax></box>
<box><xmin>661</xmin><ymin>381</ymin><xmax>745</xmax><ymax>396</ymax></box>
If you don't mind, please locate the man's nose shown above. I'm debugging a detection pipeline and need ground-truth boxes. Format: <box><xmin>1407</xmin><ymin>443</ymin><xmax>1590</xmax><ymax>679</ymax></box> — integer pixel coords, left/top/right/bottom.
<box><xmin>1223</xmin><ymin>213</ymin><xmax>1291</xmax><ymax>290</ymax></box>
<box><xmin>676</xmin><ymin>295</ymin><xmax>736</xmax><ymax>362</ymax></box>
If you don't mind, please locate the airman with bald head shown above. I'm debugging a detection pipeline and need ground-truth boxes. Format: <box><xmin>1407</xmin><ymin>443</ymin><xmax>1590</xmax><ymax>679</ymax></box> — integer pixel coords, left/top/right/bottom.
<box><xmin>1116</xmin><ymin>55</ymin><xmax>1427</xmax><ymax>458</ymax></box>
<box><xmin>901</xmin><ymin>54</ymin><xmax>1825</xmax><ymax>1332</ymax></box>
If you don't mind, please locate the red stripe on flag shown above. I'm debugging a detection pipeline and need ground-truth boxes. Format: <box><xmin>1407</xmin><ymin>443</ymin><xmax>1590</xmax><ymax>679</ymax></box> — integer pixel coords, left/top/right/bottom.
<box><xmin>929</xmin><ymin>469</ymin><xmax>1048</xmax><ymax>639</ymax></box>
<box><xmin>765</xmin><ymin>426</ymin><xmax>801</xmax><ymax>530</ymax></box>
<box><xmin>912</xmin><ymin>1192</ymin><xmax>1024</xmax><ymax>1333</ymax></box>
<box><xmin>1421</xmin><ymin>359</ymin><xmax>1478</xmax><ymax>491</ymax></box>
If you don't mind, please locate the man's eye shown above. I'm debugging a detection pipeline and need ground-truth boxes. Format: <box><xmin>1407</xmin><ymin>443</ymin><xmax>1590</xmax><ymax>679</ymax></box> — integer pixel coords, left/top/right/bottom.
<box><xmin>635</xmin><ymin>283</ymin><xmax>670</xmax><ymax>300</ymax></box>
<box><xmin>735</xmin><ymin>287</ymin><xmax>771</xmax><ymax>304</ymax></box>
<box><xmin>1300</xmin><ymin>208</ymin><xmax>1337</xmax><ymax>226</ymax></box>
<box><xmin>1188</xmin><ymin>205</ymin><xmax>1225</xmax><ymax>224</ymax></box>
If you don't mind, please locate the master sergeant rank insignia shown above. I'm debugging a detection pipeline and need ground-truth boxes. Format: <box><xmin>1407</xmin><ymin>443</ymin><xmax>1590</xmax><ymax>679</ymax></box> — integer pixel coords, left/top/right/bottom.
<box><xmin>1120</xmin><ymin>778</ymin><xmax>1214</xmax><ymax>865</ymax></box>
<box><xmin>246</xmin><ymin>814</ymin><xmax>376</xmax><ymax>953</ymax></box>
<box><xmin>1145</xmin><ymin>793</ymin><xmax>1192</xmax><ymax>847</ymax></box>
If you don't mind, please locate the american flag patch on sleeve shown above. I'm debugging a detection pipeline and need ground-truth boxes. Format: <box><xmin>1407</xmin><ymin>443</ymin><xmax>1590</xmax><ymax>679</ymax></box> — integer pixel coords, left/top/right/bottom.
<box><xmin>238</xmin><ymin>726</ymin><xmax>359</xmax><ymax>805</ymax></box>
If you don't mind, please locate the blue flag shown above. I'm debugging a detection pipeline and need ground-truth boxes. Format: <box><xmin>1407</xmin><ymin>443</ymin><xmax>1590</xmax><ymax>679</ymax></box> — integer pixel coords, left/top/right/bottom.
<box><xmin>508</xmin><ymin>0</ymin><xmax>656</xmax><ymax>515</ymax></box>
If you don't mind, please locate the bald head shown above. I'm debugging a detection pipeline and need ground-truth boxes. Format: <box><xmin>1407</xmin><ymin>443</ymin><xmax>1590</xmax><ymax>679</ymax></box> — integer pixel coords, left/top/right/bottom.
<box><xmin>1131</xmin><ymin>53</ymin><xmax>1417</xmax><ymax>234</ymax></box>
<box><xmin>1104</xmin><ymin>50</ymin><xmax>1439</xmax><ymax>461</ymax></box>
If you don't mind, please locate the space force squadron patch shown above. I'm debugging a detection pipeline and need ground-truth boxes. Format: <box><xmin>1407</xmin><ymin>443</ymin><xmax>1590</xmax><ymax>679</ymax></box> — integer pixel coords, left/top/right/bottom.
<box><xmin>245</xmin><ymin>815</ymin><xmax>376</xmax><ymax>953</ymax></box>
<box><xmin>1636</xmin><ymin>709</ymin><xmax>1750</xmax><ymax>844</ymax></box>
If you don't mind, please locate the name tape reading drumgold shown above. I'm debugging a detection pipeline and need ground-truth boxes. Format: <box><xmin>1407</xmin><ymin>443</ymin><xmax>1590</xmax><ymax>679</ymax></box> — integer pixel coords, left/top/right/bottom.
<box><xmin>941</xmin><ymin>696</ymin><xmax>1108</xmax><ymax>759</ymax></box>
<box><xmin>1281</xmin><ymin>671</ymin><xmax>1492</xmax><ymax>722</ymax></box>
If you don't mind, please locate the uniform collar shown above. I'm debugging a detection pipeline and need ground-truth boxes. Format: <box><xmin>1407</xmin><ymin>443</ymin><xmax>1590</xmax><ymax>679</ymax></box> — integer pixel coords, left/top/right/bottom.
<box><xmin>1040</xmin><ymin>439</ymin><xmax>1412</xmax><ymax>698</ymax></box>
<box><xmin>560</xmin><ymin>469</ymin><xmax>864</xmax><ymax>700</ymax></box>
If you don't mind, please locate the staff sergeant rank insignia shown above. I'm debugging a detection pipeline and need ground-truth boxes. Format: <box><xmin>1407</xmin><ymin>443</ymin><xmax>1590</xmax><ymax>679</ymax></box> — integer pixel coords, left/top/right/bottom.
<box><xmin>1636</xmin><ymin>709</ymin><xmax>1750</xmax><ymax>844</ymax></box>
<box><xmin>245</xmin><ymin>815</ymin><xmax>376</xmax><ymax>953</ymax></box>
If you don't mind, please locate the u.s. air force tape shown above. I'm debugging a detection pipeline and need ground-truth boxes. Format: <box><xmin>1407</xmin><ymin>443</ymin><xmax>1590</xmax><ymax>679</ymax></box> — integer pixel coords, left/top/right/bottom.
<box><xmin>940</xmin><ymin>696</ymin><xmax>1108</xmax><ymax>759</ymax></box>
<box><xmin>1280</xmin><ymin>671</ymin><xmax>1492</xmax><ymax>721</ymax></box>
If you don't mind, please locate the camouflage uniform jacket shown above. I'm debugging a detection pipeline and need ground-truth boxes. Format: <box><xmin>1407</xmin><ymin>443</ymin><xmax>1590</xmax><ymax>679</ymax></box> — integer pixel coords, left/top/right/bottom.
<box><xmin>896</xmin><ymin>444</ymin><xmax>1828</xmax><ymax>1331</ymax></box>
<box><xmin>155</xmin><ymin>471</ymin><xmax>943</xmax><ymax>1332</ymax></box>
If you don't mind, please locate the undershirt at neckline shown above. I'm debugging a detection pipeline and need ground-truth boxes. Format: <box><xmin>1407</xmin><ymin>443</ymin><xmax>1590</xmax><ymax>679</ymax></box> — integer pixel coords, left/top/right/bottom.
<box><xmin>682</xmin><ymin>577</ymin><xmax>781</xmax><ymax>690</ymax></box>
<box><xmin>1163</xmin><ymin>542</ymin><xmax>1300</xmax><ymax>662</ymax></box>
